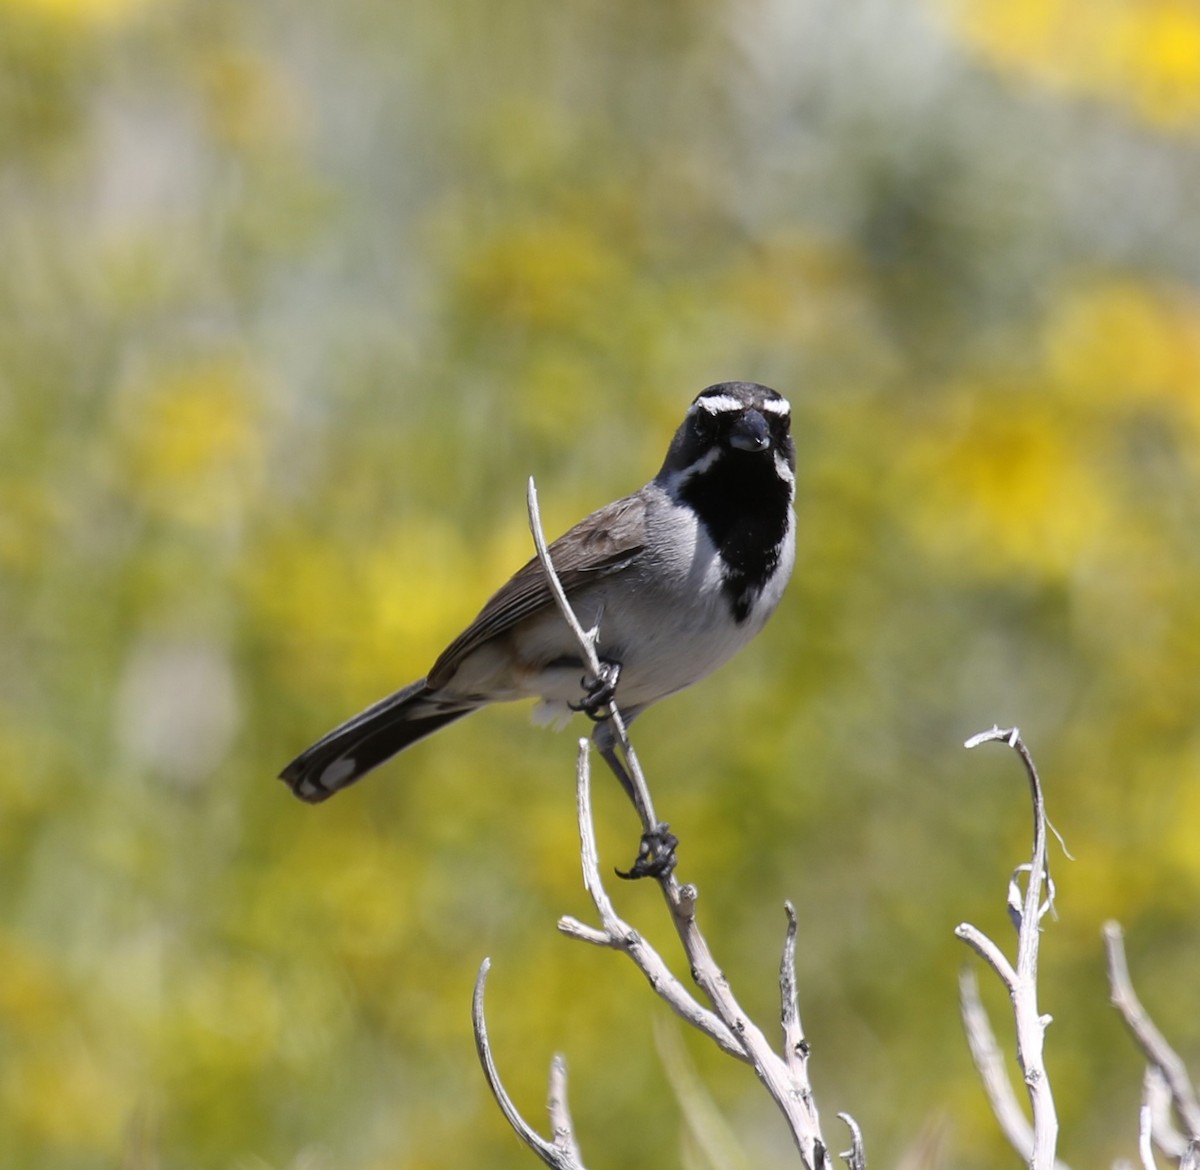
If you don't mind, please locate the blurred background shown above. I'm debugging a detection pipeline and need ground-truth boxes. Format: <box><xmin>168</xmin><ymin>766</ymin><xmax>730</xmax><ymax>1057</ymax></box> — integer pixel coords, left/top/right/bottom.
<box><xmin>3</xmin><ymin>0</ymin><xmax>1200</xmax><ymax>1167</ymax></box>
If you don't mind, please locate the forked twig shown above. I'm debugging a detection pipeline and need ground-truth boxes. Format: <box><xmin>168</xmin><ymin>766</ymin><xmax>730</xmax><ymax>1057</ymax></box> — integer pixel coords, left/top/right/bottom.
<box><xmin>557</xmin><ymin>739</ymin><xmax>744</xmax><ymax>1059</ymax></box>
<box><xmin>472</xmin><ymin>959</ymin><xmax>587</xmax><ymax>1170</ymax></box>
<box><xmin>1143</xmin><ymin>1067</ymin><xmax>1191</xmax><ymax>1160</ymax></box>
<box><xmin>957</xmin><ymin>726</ymin><xmax>1059</xmax><ymax>1170</ymax></box>
<box><xmin>838</xmin><ymin>1112</ymin><xmax>866</xmax><ymax>1170</ymax></box>
<box><xmin>1105</xmin><ymin>920</ymin><xmax>1200</xmax><ymax>1156</ymax></box>
<box><xmin>558</xmin><ymin>732</ymin><xmax>840</xmax><ymax>1168</ymax></box>
<box><xmin>959</xmin><ymin>966</ymin><xmax>1072</xmax><ymax>1170</ymax></box>
<box><xmin>469</xmin><ymin>478</ymin><xmax>848</xmax><ymax>1170</ymax></box>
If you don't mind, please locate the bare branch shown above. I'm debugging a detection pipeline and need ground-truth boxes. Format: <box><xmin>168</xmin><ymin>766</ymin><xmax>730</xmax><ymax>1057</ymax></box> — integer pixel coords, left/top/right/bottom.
<box><xmin>780</xmin><ymin>902</ymin><xmax>809</xmax><ymax>1082</ymax></box>
<box><xmin>556</xmin><ymin>917</ymin><xmax>613</xmax><ymax>947</ymax></box>
<box><xmin>959</xmin><ymin>965</ymin><xmax>1035</xmax><ymax>1158</ymax></box>
<box><xmin>525</xmin><ymin>478</ymin><xmax>839</xmax><ymax>1170</ymax></box>
<box><xmin>527</xmin><ymin>476</ymin><xmax>660</xmax><ymax>835</ymax></box>
<box><xmin>1148</xmin><ymin>1068</ymin><xmax>1190</xmax><ymax>1159</ymax></box>
<box><xmin>472</xmin><ymin>960</ymin><xmax>588</xmax><ymax>1170</ymax></box>
<box><xmin>958</xmin><ymin>967</ymin><xmax>1074</xmax><ymax>1170</ymax></box>
<box><xmin>565</xmin><ymin>737</ymin><xmax>833</xmax><ymax>1167</ymax></box>
<box><xmin>559</xmin><ymin>740</ymin><xmax>745</xmax><ymax>1060</ymax></box>
<box><xmin>1139</xmin><ymin>1104</ymin><xmax>1159</xmax><ymax>1170</ymax></box>
<box><xmin>548</xmin><ymin>1056</ymin><xmax>582</xmax><ymax>1166</ymax></box>
<box><xmin>526</xmin><ymin>476</ymin><xmax>603</xmax><ymax>682</ymax></box>
<box><xmin>958</xmin><ymin>727</ymin><xmax>1059</xmax><ymax>1170</ymax></box>
<box><xmin>1104</xmin><ymin>921</ymin><xmax>1200</xmax><ymax>1143</ymax></box>
<box><xmin>837</xmin><ymin>1113</ymin><xmax>866</xmax><ymax>1170</ymax></box>
<box><xmin>954</xmin><ymin>924</ymin><xmax>1018</xmax><ymax>989</ymax></box>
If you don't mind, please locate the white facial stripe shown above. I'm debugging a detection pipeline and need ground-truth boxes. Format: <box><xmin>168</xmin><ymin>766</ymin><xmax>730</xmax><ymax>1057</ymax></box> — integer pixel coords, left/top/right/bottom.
<box><xmin>661</xmin><ymin>444</ymin><xmax>722</xmax><ymax>496</ymax></box>
<box><xmin>681</xmin><ymin>445</ymin><xmax>722</xmax><ymax>476</ymax></box>
<box><xmin>759</xmin><ymin>397</ymin><xmax>791</xmax><ymax>416</ymax></box>
<box><xmin>773</xmin><ymin>450</ymin><xmax>796</xmax><ymax>494</ymax></box>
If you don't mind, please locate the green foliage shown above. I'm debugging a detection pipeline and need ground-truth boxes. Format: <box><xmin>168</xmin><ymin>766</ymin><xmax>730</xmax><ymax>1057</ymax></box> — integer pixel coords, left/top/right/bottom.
<box><xmin>2</xmin><ymin>1</ymin><xmax>1198</xmax><ymax>1168</ymax></box>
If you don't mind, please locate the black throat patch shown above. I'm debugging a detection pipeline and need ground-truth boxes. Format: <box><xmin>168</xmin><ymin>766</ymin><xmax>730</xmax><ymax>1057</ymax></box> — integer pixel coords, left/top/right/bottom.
<box><xmin>678</xmin><ymin>451</ymin><xmax>792</xmax><ymax>623</ymax></box>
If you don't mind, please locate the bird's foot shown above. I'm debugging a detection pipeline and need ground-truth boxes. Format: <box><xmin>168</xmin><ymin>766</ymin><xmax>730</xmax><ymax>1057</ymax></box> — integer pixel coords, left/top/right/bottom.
<box><xmin>570</xmin><ymin>660</ymin><xmax>621</xmax><ymax>722</ymax></box>
<box><xmin>616</xmin><ymin>822</ymin><xmax>679</xmax><ymax>881</ymax></box>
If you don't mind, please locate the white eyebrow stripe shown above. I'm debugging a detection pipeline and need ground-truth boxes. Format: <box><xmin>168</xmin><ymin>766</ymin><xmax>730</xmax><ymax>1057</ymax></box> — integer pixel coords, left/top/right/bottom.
<box><xmin>690</xmin><ymin>393</ymin><xmax>792</xmax><ymax>417</ymax></box>
<box><xmin>691</xmin><ymin>394</ymin><xmax>745</xmax><ymax>415</ymax></box>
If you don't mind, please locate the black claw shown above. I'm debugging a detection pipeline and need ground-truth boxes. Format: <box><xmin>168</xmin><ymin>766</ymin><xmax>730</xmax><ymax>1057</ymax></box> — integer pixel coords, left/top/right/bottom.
<box><xmin>569</xmin><ymin>661</ymin><xmax>621</xmax><ymax>722</ymax></box>
<box><xmin>616</xmin><ymin>822</ymin><xmax>679</xmax><ymax>881</ymax></box>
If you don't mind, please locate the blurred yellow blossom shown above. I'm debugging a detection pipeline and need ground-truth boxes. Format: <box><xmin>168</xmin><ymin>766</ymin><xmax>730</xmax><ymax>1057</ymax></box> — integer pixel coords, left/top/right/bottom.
<box><xmin>1</xmin><ymin>0</ymin><xmax>150</xmax><ymax>25</ymax></box>
<box><xmin>0</xmin><ymin>932</ymin><xmax>69</xmax><ymax>1035</ymax></box>
<box><xmin>898</xmin><ymin>394</ymin><xmax>1112</xmax><ymax>578</ymax></box>
<box><xmin>460</xmin><ymin>220</ymin><xmax>629</xmax><ymax>332</ymax></box>
<box><xmin>112</xmin><ymin>357</ymin><xmax>267</xmax><ymax>531</ymax></box>
<box><xmin>0</xmin><ymin>475</ymin><xmax>61</xmax><ymax>573</ymax></box>
<box><xmin>931</xmin><ymin>0</ymin><xmax>1200</xmax><ymax>127</ymax></box>
<box><xmin>6</xmin><ymin>1038</ymin><xmax>130</xmax><ymax>1148</ymax></box>
<box><xmin>1043</xmin><ymin>279</ymin><xmax>1200</xmax><ymax>426</ymax></box>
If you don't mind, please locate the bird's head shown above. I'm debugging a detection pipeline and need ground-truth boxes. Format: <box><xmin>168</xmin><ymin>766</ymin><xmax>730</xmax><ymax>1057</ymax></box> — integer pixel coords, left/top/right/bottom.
<box><xmin>658</xmin><ymin>382</ymin><xmax>795</xmax><ymax>487</ymax></box>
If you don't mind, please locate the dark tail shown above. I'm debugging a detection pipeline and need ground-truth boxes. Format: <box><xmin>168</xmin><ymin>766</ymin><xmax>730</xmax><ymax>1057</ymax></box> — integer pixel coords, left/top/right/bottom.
<box><xmin>279</xmin><ymin>678</ymin><xmax>476</xmax><ymax>803</ymax></box>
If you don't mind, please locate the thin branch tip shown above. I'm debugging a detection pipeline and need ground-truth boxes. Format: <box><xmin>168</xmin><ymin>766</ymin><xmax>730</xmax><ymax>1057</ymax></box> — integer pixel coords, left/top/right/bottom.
<box><xmin>1104</xmin><ymin>920</ymin><xmax>1200</xmax><ymax>1141</ymax></box>
<box><xmin>837</xmin><ymin>1112</ymin><xmax>866</xmax><ymax>1170</ymax></box>
<box><xmin>965</xmin><ymin>725</ymin><xmax>1020</xmax><ymax>750</ymax></box>
<box><xmin>960</xmin><ymin>731</ymin><xmax>1060</xmax><ymax>1170</ymax></box>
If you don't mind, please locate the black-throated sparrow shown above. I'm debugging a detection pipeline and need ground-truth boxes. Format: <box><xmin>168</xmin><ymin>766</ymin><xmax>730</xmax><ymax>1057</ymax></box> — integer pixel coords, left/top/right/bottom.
<box><xmin>280</xmin><ymin>382</ymin><xmax>795</xmax><ymax>806</ymax></box>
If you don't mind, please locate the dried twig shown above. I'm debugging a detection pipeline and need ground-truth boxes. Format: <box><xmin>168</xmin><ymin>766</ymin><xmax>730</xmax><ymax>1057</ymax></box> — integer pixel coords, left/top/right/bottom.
<box><xmin>957</xmin><ymin>726</ymin><xmax>1059</xmax><ymax>1170</ymax></box>
<box><xmin>557</xmin><ymin>740</ymin><xmax>744</xmax><ymax>1060</ymax></box>
<box><xmin>1104</xmin><ymin>920</ymin><xmax>1200</xmax><ymax>1153</ymax></box>
<box><xmin>559</xmin><ymin>733</ymin><xmax>836</xmax><ymax>1168</ymax></box>
<box><xmin>959</xmin><ymin>967</ymin><xmax>1072</xmax><ymax>1170</ymax></box>
<box><xmin>780</xmin><ymin>902</ymin><xmax>809</xmax><ymax>1082</ymax></box>
<box><xmin>479</xmin><ymin>477</ymin><xmax>842</xmax><ymax>1170</ymax></box>
<box><xmin>471</xmin><ymin>959</ymin><xmax>588</xmax><ymax>1170</ymax></box>
<box><xmin>1143</xmin><ymin>1068</ymin><xmax>1190</xmax><ymax>1161</ymax></box>
<box><xmin>838</xmin><ymin>1112</ymin><xmax>866</xmax><ymax>1170</ymax></box>
<box><xmin>1139</xmin><ymin>1103</ymin><xmax>1160</xmax><ymax>1170</ymax></box>
<box><xmin>526</xmin><ymin>477</ymin><xmax>661</xmax><ymax>837</ymax></box>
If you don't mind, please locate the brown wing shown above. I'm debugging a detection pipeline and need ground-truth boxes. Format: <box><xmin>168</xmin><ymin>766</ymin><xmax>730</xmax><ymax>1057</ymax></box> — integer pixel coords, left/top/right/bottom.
<box><xmin>427</xmin><ymin>492</ymin><xmax>647</xmax><ymax>688</ymax></box>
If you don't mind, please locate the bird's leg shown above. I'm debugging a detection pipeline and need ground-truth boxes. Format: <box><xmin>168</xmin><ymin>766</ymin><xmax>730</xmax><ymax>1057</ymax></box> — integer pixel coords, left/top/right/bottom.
<box><xmin>596</xmin><ymin>737</ymin><xmax>678</xmax><ymax>881</ymax></box>
<box><xmin>596</xmin><ymin>738</ymin><xmax>636</xmax><ymax>803</ymax></box>
<box><xmin>569</xmin><ymin>659</ymin><xmax>621</xmax><ymax>721</ymax></box>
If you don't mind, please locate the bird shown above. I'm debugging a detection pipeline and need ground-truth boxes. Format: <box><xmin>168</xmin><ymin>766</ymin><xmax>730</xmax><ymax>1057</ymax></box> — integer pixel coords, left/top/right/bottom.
<box><xmin>279</xmin><ymin>381</ymin><xmax>796</xmax><ymax>820</ymax></box>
